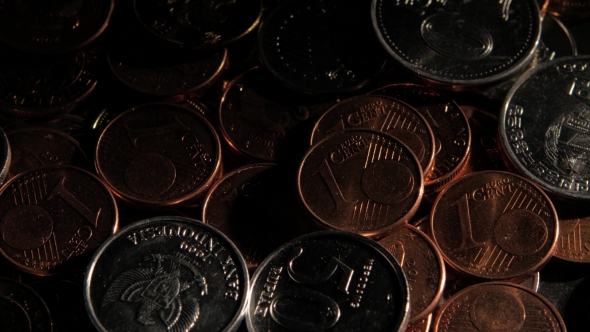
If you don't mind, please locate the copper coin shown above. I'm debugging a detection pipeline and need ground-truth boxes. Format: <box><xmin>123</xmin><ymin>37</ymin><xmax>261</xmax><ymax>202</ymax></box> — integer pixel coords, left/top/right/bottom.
<box><xmin>410</xmin><ymin>215</ymin><xmax>431</xmax><ymax>235</ymax></box>
<box><xmin>434</xmin><ymin>282</ymin><xmax>566</xmax><ymax>332</ymax></box>
<box><xmin>379</xmin><ymin>224</ymin><xmax>445</xmax><ymax>322</ymax></box>
<box><xmin>298</xmin><ymin>129</ymin><xmax>423</xmax><ymax>238</ymax></box>
<box><xmin>548</xmin><ymin>0</ymin><xmax>590</xmax><ymax>19</ymax></box>
<box><xmin>202</xmin><ymin>163</ymin><xmax>312</xmax><ymax>270</ymax></box>
<box><xmin>7</xmin><ymin>128</ymin><xmax>88</xmax><ymax>180</ymax></box>
<box><xmin>431</xmin><ymin>171</ymin><xmax>558</xmax><ymax>279</ymax></box>
<box><xmin>0</xmin><ymin>166</ymin><xmax>118</xmax><ymax>275</ymax></box>
<box><xmin>311</xmin><ymin>95</ymin><xmax>436</xmax><ymax>175</ymax></box>
<box><xmin>555</xmin><ymin>209</ymin><xmax>590</xmax><ymax>263</ymax></box>
<box><xmin>0</xmin><ymin>277</ymin><xmax>52</xmax><ymax>331</ymax></box>
<box><xmin>406</xmin><ymin>314</ymin><xmax>432</xmax><ymax>332</ymax></box>
<box><xmin>95</xmin><ymin>103</ymin><xmax>221</xmax><ymax>208</ymax></box>
<box><xmin>370</xmin><ymin>84</ymin><xmax>471</xmax><ymax>194</ymax></box>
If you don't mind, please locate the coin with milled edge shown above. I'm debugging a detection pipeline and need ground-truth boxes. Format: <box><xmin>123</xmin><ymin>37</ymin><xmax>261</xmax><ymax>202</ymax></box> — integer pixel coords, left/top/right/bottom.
<box><xmin>298</xmin><ymin>129</ymin><xmax>424</xmax><ymax>238</ymax></box>
<box><xmin>134</xmin><ymin>0</ymin><xmax>262</xmax><ymax>49</ymax></box>
<box><xmin>95</xmin><ymin>103</ymin><xmax>221</xmax><ymax>208</ymax></box>
<box><xmin>0</xmin><ymin>277</ymin><xmax>52</xmax><ymax>331</ymax></box>
<box><xmin>370</xmin><ymin>84</ymin><xmax>471</xmax><ymax>193</ymax></box>
<box><xmin>0</xmin><ymin>166</ymin><xmax>118</xmax><ymax>276</ymax></box>
<box><xmin>246</xmin><ymin>231</ymin><xmax>409</xmax><ymax>332</ymax></box>
<box><xmin>259</xmin><ymin>0</ymin><xmax>387</xmax><ymax>94</ymax></box>
<box><xmin>0</xmin><ymin>0</ymin><xmax>114</xmax><ymax>54</ymax></box>
<box><xmin>434</xmin><ymin>282</ymin><xmax>565</xmax><ymax>332</ymax></box>
<box><xmin>372</xmin><ymin>0</ymin><xmax>541</xmax><ymax>89</ymax></box>
<box><xmin>311</xmin><ymin>95</ymin><xmax>436</xmax><ymax>175</ymax></box>
<box><xmin>85</xmin><ymin>216</ymin><xmax>249</xmax><ymax>332</ymax></box>
<box><xmin>500</xmin><ymin>56</ymin><xmax>590</xmax><ymax>201</ymax></box>
<box><xmin>378</xmin><ymin>223</ymin><xmax>445</xmax><ymax>323</ymax></box>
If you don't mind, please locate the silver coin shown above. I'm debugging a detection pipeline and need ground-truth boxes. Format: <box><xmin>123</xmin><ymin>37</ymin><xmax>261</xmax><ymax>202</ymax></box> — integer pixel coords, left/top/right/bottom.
<box><xmin>85</xmin><ymin>216</ymin><xmax>249</xmax><ymax>332</ymax></box>
<box><xmin>246</xmin><ymin>231</ymin><xmax>410</xmax><ymax>332</ymax></box>
<box><xmin>500</xmin><ymin>56</ymin><xmax>590</xmax><ymax>201</ymax></box>
<box><xmin>372</xmin><ymin>0</ymin><xmax>541</xmax><ymax>89</ymax></box>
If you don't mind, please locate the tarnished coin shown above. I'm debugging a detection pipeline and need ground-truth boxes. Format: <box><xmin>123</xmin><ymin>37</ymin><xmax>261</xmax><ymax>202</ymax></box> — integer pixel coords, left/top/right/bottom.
<box><xmin>0</xmin><ymin>0</ymin><xmax>114</xmax><ymax>54</ymax></box>
<box><xmin>134</xmin><ymin>0</ymin><xmax>262</xmax><ymax>49</ymax></box>
<box><xmin>0</xmin><ymin>277</ymin><xmax>52</xmax><ymax>332</ymax></box>
<box><xmin>0</xmin><ymin>166</ymin><xmax>118</xmax><ymax>275</ymax></box>
<box><xmin>298</xmin><ymin>130</ymin><xmax>424</xmax><ymax>238</ymax></box>
<box><xmin>7</xmin><ymin>128</ymin><xmax>88</xmax><ymax>180</ymax></box>
<box><xmin>548</xmin><ymin>0</ymin><xmax>590</xmax><ymax>20</ymax></box>
<box><xmin>246</xmin><ymin>231</ymin><xmax>410</xmax><ymax>332</ymax></box>
<box><xmin>431</xmin><ymin>171</ymin><xmax>558</xmax><ymax>279</ymax></box>
<box><xmin>202</xmin><ymin>163</ymin><xmax>312</xmax><ymax>270</ymax></box>
<box><xmin>434</xmin><ymin>282</ymin><xmax>565</xmax><ymax>332</ymax></box>
<box><xmin>372</xmin><ymin>0</ymin><xmax>541</xmax><ymax>89</ymax></box>
<box><xmin>95</xmin><ymin>103</ymin><xmax>221</xmax><ymax>209</ymax></box>
<box><xmin>85</xmin><ymin>216</ymin><xmax>249</xmax><ymax>332</ymax></box>
<box><xmin>0</xmin><ymin>127</ymin><xmax>10</xmax><ymax>186</ymax></box>
<box><xmin>370</xmin><ymin>84</ymin><xmax>471</xmax><ymax>193</ymax></box>
<box><xmin>219</xmin><ymin>66</ymin><xmax>338</xmax><ymax>162</ymax></box>
<box><xmin>406</xmin><ymin>314</ymin><xmax>432</xmax><ymax>332</ymax></box>
<box><xmin>311</xmin><ymin>95</ymin><xmax>436</xmax><ymax>175</ymax></box>
<box><xmin>500</xmin><ymin>56</ymin><xmax>590</xmax><ymax>201</ymax></box>
<box><xmin>378</xmin><ymin>224</ymin><xmax>445</xmax><ymax>322</ymax></box>
<box><xmin>555</xmin><ymin>207</ymin><xmax>590</xmax><ymax>263</ymax></box>
<box><xmin>0</xmin><ymin>48</ymin><xmax>98</xmax><ymax>118</ymax></box>
<box><xmin>259</xmin><ymin>0</ymin><xmax>387</xmax><ymax>94</ymax></box>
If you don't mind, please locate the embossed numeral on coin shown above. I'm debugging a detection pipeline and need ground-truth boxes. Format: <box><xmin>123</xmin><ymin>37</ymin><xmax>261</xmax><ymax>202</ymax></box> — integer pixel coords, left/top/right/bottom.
<box><xmin>451</xmin><ymin>194</ymin><xmax>485</xmax><ymax>252</ymax></box>
<box><xmin>124</xmin><ymin>116</ymin><xmax>190</xmax><ymax>147</ymax></box>
<box><xmin>48</xmin><ymin>177</ymin><xmax>101</xmax><ymax>227</ymax></box>
<box><xmin>288</xmin><ymin>247</ymin><xmax>354</xmax><ymax>293</ymax></box>
<box><xmin>313</xmin><ymin>159</ymin><xmax>356</xmax><ymax>212</ymax></box>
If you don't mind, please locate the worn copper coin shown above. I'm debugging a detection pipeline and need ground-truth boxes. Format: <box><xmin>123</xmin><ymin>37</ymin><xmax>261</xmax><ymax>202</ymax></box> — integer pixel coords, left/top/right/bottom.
<box><xmin>548</xmin><ymin>0</ymin><xmax>590</xmax><ymax>19</ymax></box>
<box><xmin>431</xmin><ymin>171</ymin><xmax>558</xmax><ymax>280</ymax></box>
<box><xmin>500</xmin><ymin>56</ymin><xmax>590</xmax><ymax>201</ymax></box>
<box><xmin>95</xmin><ymin>103</ymin><xmax>221</xmax><ymax>208</ymax></box>
<box><xmin>202</xmin><ymin>163</ymin><xmax>311</xmax><ymax>271</ymax></box>
<box><xmin>434</xmin><ymin>282</ymin><xmax>566</xmax><ymax>332</ymax></box>
<box><xmin>370</xmin><ymin>84</ymin><xmax>471</xmax><ymax>193</ymax></box>
<box><xmin>0</xmin><ymin>127</ymin><xmax>10</xmax><ymax>186</ymax></box>
<box><xmin>0</xmin><ymin>0</ymin><xmax>114</xmax><ymax>54</ymax></box>
<box><xmin>555</xmin><ymin>210</ymin><xmax>590</xmax><ymax>263</ymax></box>
<box><xmin>378</xmin><ymin>223</ymin><xmax>445</xmax><ymax>322</ymax></box>
<box><xmin>0</xmin><ymin>166</ymin><xmax>118</xmax><ymax>275</ymax></box>
<box><xmin>85</xmin><ymin>216</ymin><xmax>249</xmax><ymax>332</ymax></box>
<box><xmin>311</xmin><ymin>95</ymin><xmax>436</xmax><ymax>175</ymax></box>
<box><xmin>406</xmin><ymin>314</ymin><xmax>432</xmax><ymax>332</ymax></box>
<box><xmin>0</xmin><ymin>277</ymin><xmax>52</xmax><ymax>331</ymax></box>
<box><xmin>246</xmin><ymin>230</ymin><xmax>410</xmax><ymax>332</ymax></box>
<box><xmin>7</xmin><ymin>128</ymin><xmax>88</xmax><ymax>180</ymax></box>
<box><xmin>298</xmin><ymin>129</ymin><xmax>424</xmax><ymax>238</ymax></box>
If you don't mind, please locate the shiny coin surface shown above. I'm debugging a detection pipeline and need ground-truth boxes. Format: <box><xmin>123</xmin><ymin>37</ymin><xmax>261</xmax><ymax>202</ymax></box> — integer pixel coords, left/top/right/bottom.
<box><xmin>259</xmin><ymin>0</ymin><xmax>386</xmax><ymax>94</ymax></box>
<box><xmin>311</xmin><ymin>95</ymin><xmax>436</xmax><ymax>175</ymax></box>
<box><xmin>134</xmin><ymin>0</ymin><xmax>262</xmax><ymax>49</ymax></box>
<box><xmin>95</xmin><ymin>103</ymin><xmax>221</xmax><ymax>208</ymax></box>
<box><xmin>0</xmin><ymin>0</ymin><xmax>114</xmax><ymax>54</ymax></box>
<box><xmin>7</xmin><ymin>128</ymin><xmax>88</xmax><ymax>180</ymax></box>
<box><xmin>298</xmin><ymin>130</ymin><xmax>424</xmax><ymax>238</ymax></box>
<box><xmin>0</xmin><ymin>277</ymin><xmax>52</xmax><ymax>332</ymax></box>
<box><xmin>202</xmin><ymin>163</ymin><xmax>311</xmax><ymax>270</ymax></box>
<box><xmin>370</xmin><ymin>84</ymin><xmax>471</xmax><ymax>193</ymax></box>
<box><xmin>431</xmin><ymin>171</ymin><xmax>558</xmax><ymax>280</ymax></box>
<box><xmin>0</xmin><ymin>166</ymin><xmax>118</xmax><ymax>275</ymax></box>
<box><xmin>500</xmin><ymin>56</ymin><xmax>590</xmax><ymax>201</ymax></box>
<box><xmin>372</xmin><ymin>0</ymin><xmax>541</xmax><ymax>89</ymax></box>
<box><xmin>85</xmin><ymin>216</ymin><xmax>249</xmax><ymax>332</ymax></box>
<box><xmin>378</xmin><ymin>224</ymin><xmax>445</xmax><ymax>323</ymax></box>
<box><xmin>434</xmin><ymin>282</ymin><xmax>565</xmax><ymax>332</ymax></box>
<box><xmin>246</xmin><ymin>231</ymin><xmax>409</xmax><ymax>332</ymax></box>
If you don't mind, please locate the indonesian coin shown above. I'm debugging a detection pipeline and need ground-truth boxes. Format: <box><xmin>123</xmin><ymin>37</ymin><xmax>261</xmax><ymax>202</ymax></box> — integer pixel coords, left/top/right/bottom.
<box><xmin>431</xmin><ymin>171</ymin><xmax>558</xmax><ymax>280</ymax></box>
<box><xmin>246</xmin><ymin>231</ymin><xmax>410</xmax><ymax>332</ymax></box>
<box><xmin>298</xmin><ymin>129</ymin><xmax>424</xmax><ymax>238</ymax></box>
<box><xmin>434</xmin><ymin>282</ymin><xmax>565</xmax><ymax>332</ymax></box>
<box><xmin>372</xmin><ymin>0</ymin><xmax>541</xmax><ymax>89</ymax></box>
<box><xmin>378</xmin><ymin>224</ymin><xmax>445</xmax><ymax>323</ymax></box>
<box><xmin>0</xmin><ymin>0</ymin><xmax>114</xmax><ymax>54</ymax></box>
<box><xmin>311</xmin><ymin>95</ymin><xmax>436</xmax><ymax>175</ymax></box>
<box><xmin>370</xmin><ymin>84</ymin><xmax>471</xmax><ymax>193</ymax></box>
<box><xmin>499</xmin><ymin>56</ymin><xmax>590</xmax><ymax>201</ymax></box>
<box><xmin>95</xmin><ymin>103</ymin><xmax>221</xmax><ymax>209</ymax></box>
<box><xmin>85</xmin><ymin>216</ymin><xmax>249</xmax><ymax>332</ymax></box>
<box><xmin>258</xmin><ymin>0</ymin><xmax>387</xmax><ymax>94</ymax></box>
<box><xmin>133</xmin><ymin>0</ymin><xmax>262</xmax><ymax>49</ymax></box>
<box><xmin>0</xmin><ymin>166</ymin><xmax>118</xmax><ymax>276</ymax></box>
<box><xmin>0</xmin><ymin>277</ymin><xmax>52</xmax><ymax>332</ymax></box>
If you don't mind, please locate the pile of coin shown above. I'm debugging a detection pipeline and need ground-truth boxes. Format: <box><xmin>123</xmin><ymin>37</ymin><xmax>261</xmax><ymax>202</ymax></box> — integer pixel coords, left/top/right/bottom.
<box><xmin>0</xmin><ymin>0</ymin><xmax>588</xmax><ymax>331</ymax></box>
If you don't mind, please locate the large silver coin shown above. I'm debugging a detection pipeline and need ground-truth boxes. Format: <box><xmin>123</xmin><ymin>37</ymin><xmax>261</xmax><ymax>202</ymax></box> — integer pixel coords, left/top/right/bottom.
<box><xmin>500</xmin><ymin>56</ymin><xmax>590</xmax><ymax>201</ymax></box>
